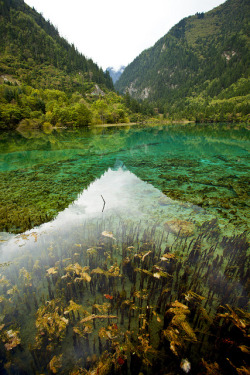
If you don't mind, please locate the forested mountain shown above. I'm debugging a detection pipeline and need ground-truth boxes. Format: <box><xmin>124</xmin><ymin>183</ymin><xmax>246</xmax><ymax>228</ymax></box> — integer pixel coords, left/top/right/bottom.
<box><xmin>115</xmin><ymin>0</ymin><xmax>250</xmax><ymax>122</ymax></box>
<box><xmin>0</xmin><ymin>0</ymin><xmax>154</xmax><ymax>129</ymax></box>
<box><xmin>0</xmin><ymin>0</ymin><xmax>113</xmax><ymax>92</ymax></box>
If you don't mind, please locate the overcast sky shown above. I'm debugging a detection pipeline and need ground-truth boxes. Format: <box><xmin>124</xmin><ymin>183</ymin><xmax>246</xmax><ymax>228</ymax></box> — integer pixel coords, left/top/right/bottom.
<box><xmin>24</xmin><ymin>0</ymin><xmax>226</xmax><ymax>70</ymax></box>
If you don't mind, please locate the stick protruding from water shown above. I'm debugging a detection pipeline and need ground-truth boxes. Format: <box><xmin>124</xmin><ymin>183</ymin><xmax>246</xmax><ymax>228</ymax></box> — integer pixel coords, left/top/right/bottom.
<box><xmin>101</xmin><ymin>195</ymin><xmax>106</xmax><ymax>212</ymax></box>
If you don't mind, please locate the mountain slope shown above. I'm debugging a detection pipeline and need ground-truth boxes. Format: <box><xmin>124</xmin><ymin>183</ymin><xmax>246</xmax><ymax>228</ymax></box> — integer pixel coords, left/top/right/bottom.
<box><xmin>0</xmin><ymin>0</ymin><xmax>114</xmax><ymax>92</ymax></box>
<box><xmin>0</xmin><ymin>0</ymin><xmax>152</xmax><ymax>129</ymax></box>
<box><xmin>115</xmin><ymin>0</ymin><xmax>250</xmax><ymax>122</ymax></box>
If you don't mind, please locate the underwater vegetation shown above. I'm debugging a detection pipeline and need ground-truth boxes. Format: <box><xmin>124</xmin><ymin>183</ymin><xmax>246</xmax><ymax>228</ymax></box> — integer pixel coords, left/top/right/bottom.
<box><xmin>0</xmin><ymin>158</ymin><xmax>112</xmax><ymax>233</ymax></box>
<box><xmin>0</xmin><ymin>123</ymin><xmax>249</xmax><ymax>373</ymax></box>
<box><xmin>0</xmin><ymin>123</ymin><xmax>249</xmax><ymax>233</ymax></box>
<box><xmin>124</xmin><ymin>155</ymin><xmax>250</xmax><ymax>234</ymax></box>
<box><xmin>0</xmin><ymin>216</ymin><xmax>249</xmax><ymax>374</ymax></box>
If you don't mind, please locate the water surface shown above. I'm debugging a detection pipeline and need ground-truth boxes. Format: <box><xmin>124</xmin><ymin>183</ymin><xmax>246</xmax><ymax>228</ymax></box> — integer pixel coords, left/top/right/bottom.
<box><xmin>0</xmin><ymin>123</ymin><xmax>249</xmax><ymax>374</ymax></box>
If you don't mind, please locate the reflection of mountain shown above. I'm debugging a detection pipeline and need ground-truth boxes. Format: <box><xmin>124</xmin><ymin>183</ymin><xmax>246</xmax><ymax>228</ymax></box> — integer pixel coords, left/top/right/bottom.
<box><xmin>0</xmin><ymin>124</ymin><xmax>249</xmax><ymax>233</ymax></box>
<box><xmin>0</xmin><ymin>166</ymin><xmax>248</xmax><ymax>375</ymax></box>
<box><xmin>0</xmin><ymin>167</ymin><xmax>204</xmax><ymax>261</ymax></box>
<box><xmin>0</xmin><ymin>123</ymin><xmax>249</xmax><ymax>157</ymax></box>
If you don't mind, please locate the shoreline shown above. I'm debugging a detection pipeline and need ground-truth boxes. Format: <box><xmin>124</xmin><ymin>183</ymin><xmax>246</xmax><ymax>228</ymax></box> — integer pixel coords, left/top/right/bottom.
<box><xmin>91</xmin><ymin>120</ymin><xmax>195</xmax><ymax>128</ymax></box>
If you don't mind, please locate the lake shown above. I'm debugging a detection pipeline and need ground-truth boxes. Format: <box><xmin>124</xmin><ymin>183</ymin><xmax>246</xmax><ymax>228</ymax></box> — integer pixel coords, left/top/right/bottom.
<box><xmin>0</xmin><ymin>123</ymin><xmax>249</xmax><ymax>374</ymax></box>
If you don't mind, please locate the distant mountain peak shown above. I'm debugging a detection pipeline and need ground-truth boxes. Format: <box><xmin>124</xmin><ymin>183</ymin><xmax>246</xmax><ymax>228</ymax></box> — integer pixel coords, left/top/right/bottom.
<box><xmin>106</xmin><ymin>66</ymin><xmax>126</xmax><ymax>83</ymax></box>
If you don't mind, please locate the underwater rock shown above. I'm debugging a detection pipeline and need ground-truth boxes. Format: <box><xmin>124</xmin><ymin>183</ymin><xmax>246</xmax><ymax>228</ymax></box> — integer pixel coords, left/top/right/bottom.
<box><xmin>158</xmin><ymin>196</ymin><xmax>173</xmax><ymax>206</ymax></box>
<box><xmin>180</xmin><ymin>358</ymin><xmax>191</xmax><ymax>373</ymax></box>
<box><xmin>164</xmin><ymin>219</ymin><xmax>195</xmax><ymax>237</ymax></box>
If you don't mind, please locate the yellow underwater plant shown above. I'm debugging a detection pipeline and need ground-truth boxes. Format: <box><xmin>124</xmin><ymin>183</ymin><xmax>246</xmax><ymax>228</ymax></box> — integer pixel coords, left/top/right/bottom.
<box><xmin>162</xmin><ymin>300</ymin><xmax>197</xmax><ymax>356</ymax></box>
<box><xmin>1</xmin><ymin>329</ymin><xmax>21</xmax><ymax>351</ymax></box>
<box><xmin>35</xmin><ymin>299</ymin><xmax>69</xmax><ymax>349</ymax></box>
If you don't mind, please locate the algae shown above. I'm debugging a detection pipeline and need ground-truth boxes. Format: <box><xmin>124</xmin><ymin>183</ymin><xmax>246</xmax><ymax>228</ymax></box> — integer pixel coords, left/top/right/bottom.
<box><xmin>0</xmin><ymin>123</ymin><xmax>249</xmax><ymax>233</ymax></box>
<box><xmin>0</xmin><ymin>123</ymin><xmax>249</xmax><ymax>373</ymax></box>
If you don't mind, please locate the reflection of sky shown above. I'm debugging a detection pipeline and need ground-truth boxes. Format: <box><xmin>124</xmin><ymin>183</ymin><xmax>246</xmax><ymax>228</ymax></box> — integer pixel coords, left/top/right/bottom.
<box><xmin>46</xmin><ymin>167</ymin><xmax>155</xmax><ymax>228</ymax></box>
<box><xmin>68</xmin><ymin>168</ymin><xmax>136</xmax><ymax>216</ymax></box>
<box><xmin>0</xmin><ymin>167</ymin><xmax>212</xmax><ymax>262</ymax></box>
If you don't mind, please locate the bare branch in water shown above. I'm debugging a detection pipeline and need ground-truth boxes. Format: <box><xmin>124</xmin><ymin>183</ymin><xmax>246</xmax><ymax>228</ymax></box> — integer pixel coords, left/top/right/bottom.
<box><xmin>101</xmin><ymin>195</ymin><xmax>106</xmax><ymax>212</ymax></box>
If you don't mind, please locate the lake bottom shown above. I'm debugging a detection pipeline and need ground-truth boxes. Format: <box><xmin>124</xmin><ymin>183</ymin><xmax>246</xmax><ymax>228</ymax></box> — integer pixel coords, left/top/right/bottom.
<box><xmin>0</xmin><ymin>203</ymin><xmax>248</xmax><ymax>374</ymax></box>
<box><xmin>0</xmin><ymin>124</ymin><xmax>249</xmax><ymax>374</ymax></box>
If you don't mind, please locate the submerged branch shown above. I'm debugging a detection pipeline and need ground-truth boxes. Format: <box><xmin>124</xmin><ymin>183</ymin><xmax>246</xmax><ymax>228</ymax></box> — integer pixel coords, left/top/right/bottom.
<box><xmin>101</xmin><ymin>195</ymin><xmax>106</xmax><ymax>212</ymax></box>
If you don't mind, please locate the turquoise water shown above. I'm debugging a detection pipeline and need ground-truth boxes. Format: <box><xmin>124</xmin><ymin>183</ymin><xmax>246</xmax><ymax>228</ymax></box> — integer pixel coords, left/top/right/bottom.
<box><xmin>0</xmin><ymin>123</ymin><xmax>249</xmax><ymax>374</ymax></box>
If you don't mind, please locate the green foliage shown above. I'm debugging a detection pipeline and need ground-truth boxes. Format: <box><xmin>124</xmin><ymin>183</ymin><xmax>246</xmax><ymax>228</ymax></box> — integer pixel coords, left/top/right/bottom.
<box><xmin>167</xmin><ymin>93</ymin><xmax>250</xmax><ymax>123</ymax></box>
<box><xmin>0</xmin><ymin>83</ymin><xmax>143</xmax><ymax>129</ymax></box>
<box><xmin>0</xmin><ymin>0</ymin><xmax>152</xmax><ymax>129</ymax></box>
<box><xmin>0</xmin><ymin>0</ymin><xmax>113</xmax><ymax>91</ymax></box>
<box><xmin>46</xmin><ymin>101</ymin><xmax>92</xmax><ymax>127</ymax></box>
<box><xmin>115</xmin><ymin>0</ymin><xmax>250</xmax><ymax>122</ymax></box>
<box><xmin>91</xmin><ymin>93</ymin><xmax>132</xmax><ymax>124</ymax></box>
<box><xmin>0</xmin><ymin>102</ymin><xmax>27</xmax><ymax>129</ymax></box>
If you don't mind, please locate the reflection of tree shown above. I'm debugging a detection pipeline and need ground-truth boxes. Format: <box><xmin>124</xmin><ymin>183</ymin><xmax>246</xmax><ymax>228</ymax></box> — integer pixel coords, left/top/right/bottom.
<box><xmin>89</xmin><ymin>133</ymin><xmax>127</xmax><ymax>154</ymax></box>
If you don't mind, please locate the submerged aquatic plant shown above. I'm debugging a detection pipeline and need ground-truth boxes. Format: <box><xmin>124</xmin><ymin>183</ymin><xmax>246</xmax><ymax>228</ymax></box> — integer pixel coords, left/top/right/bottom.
<box><xmin>0</xmin><ymin>213</ymin><xmax>249</xmax><ymax>374</ymax></box>
<box><xmin>216</xmin><ymin>305</ymin><xmax>249</xmax><ymax>334</ymax></box>
<box><xmin>162</xmin><ymin>301</ymin><xmax>197</xmax><ymax>356</ymax></box>
<box><xmin>64</xmin><ymin>263</ymin><xmax>91</xmax><ymax>281</ymax></box>
<box><xmin>201</xmin><ymin>360</ymin><xmax>221</xmax><ymax>375</ymax></box>
<box><xmin>47</xmin><ymin>267</ymin><xmax>58</xmax><ymax>275</ymax></box>
<box><xmin>64</xmin><ymin>300</ymin><xmax>89</xmax><ymax>317</ymax></box>
<box><xmin>164</xmin><ymin>219</ymin><xmax>195</xmax><ymax>237</ymax></box>
<box><xmin>102</xmin><ymin>231</ymin><xmax>116</xmax><ymax>240</ymax></box>
<box><xmin>35</xmin><ymin>299</ymin><xmax>69</xmax><ymax>349</ymax></box>
<box><xmin>49</xmin><ymin>354</ymin><xmax>63</xmax><ymax>374</ymax></box>
<box><xmin>1</xmin><ymin>329</ymin><xmax>21</xmax><ymax>351</ymax></box>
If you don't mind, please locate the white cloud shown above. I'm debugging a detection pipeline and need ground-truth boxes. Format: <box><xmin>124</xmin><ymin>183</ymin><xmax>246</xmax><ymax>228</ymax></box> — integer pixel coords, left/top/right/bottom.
<box><xmin>24</xmin><ymin>0</ymin><xmax>226</xmax><ymax>69</ymax></box>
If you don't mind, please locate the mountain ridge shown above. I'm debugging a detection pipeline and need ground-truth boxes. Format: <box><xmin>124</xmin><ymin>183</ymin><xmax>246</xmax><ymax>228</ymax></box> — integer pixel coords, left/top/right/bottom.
<box><xmin>115</xmin><ymin>0</ymin><xmax>250</xmax><ymax>122</ymax></box>
<box><xmin>0</xmin><ymin>0</ymin><xmax>154</xmax><ymax>130</ymax></box>
<box><xmin>0</xmin><ymin>0</ymin><xmax>114</xmax><ymax>92</ymax></box>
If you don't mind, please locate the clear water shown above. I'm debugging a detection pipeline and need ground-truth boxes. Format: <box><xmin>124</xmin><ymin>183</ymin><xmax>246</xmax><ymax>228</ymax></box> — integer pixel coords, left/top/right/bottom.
<box><xmin>0</xmin><ymin>123</ymin><xmax>249</xmax><ymax>374</ymax></box>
